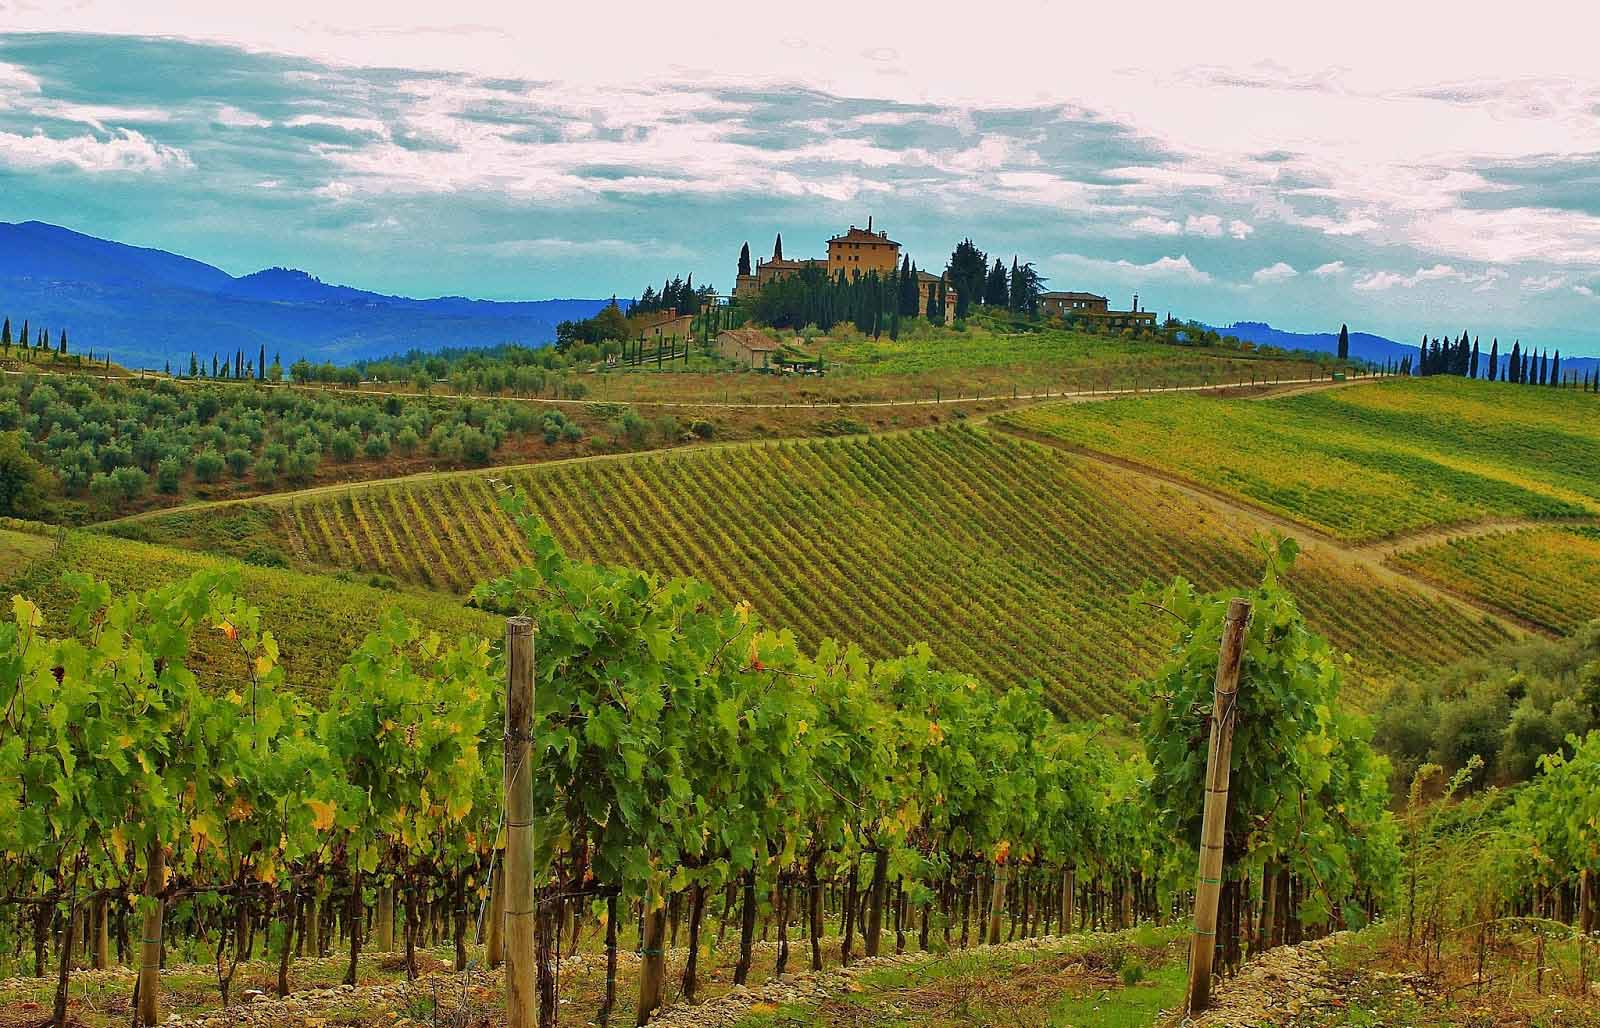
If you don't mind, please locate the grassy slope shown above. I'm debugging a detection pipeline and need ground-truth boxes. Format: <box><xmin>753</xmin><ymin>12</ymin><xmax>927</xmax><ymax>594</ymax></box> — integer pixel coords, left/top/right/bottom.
<box><xmin>108</xmin><ymin>426</ymin><xmax>1508</xmax><ymax>717</ymax></box>
<box><xmin>998</xmin><ymin>378</ymin><xmax>1600</xmax><ymax>544</ymax></box>
<box><xmin>575</xmin><ymin>319</ymin><xmax>1327</xmax><ymax>405</ymax></box>
<box><xmin>0</xmin><ymin>521</ymin><xmax>495</xmax><ymax>700</ymax></box>
<box><xmin>1390</xmin><ymin>525</ymin><xmax>1600</xmax><ymax>635</ymax></box>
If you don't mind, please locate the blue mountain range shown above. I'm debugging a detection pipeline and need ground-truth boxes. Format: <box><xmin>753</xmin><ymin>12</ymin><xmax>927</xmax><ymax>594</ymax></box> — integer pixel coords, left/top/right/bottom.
<box><xmin>0</xmin><ymin>221</ymin><xmax>612</xmax><ymax>369</ymax></box>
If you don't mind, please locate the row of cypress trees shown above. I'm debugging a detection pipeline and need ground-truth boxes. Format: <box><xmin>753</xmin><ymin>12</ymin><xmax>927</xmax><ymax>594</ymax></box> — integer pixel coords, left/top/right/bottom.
<box><xmin>1415</xmin><ymin>331</ymin><xmax>1597</xmax><ymax>390</ymax></box>
<box><xmin>0</xmin><ymin>317</ymin><xmax>68</xmax><ymax>356</ymax></box>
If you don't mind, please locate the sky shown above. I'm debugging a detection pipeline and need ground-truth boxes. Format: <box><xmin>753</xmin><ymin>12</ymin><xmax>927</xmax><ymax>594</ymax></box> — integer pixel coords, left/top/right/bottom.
<box><xmin>2</xmin><ymin>1</ymin><xmax>1600</xmax><ymax>352</ymax></box>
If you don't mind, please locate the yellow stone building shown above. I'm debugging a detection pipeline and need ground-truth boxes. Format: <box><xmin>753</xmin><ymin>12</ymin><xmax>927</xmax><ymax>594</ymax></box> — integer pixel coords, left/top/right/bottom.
<box><xmin>826</xmin><ymin>218</ymin><xmax>900</xmax><ymax>278</ymax></box>
<box><xmin>735</xmin><ymin>218</ymin><xmax>902</xmax><ymax>298</ymax></box>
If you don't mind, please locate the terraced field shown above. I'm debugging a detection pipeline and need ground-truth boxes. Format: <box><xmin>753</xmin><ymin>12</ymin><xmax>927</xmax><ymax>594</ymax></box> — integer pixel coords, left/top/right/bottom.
<box><xmin>1389</xmin><ymin>525</ymin><xmax>1600</xmax><ymax>635</ymax></box>
<box><xmin>116</xmin><ymin>426</ymin><xmax>1511</xmax><ymax>716</ymax></box>
<box><xmin>998</xmin><ymin>378</ymin><xmax>1600</xmax><ymax>543</ymax></box>
<box><xmin>0</xmin><ymin>521</ymin><xmax>496</xmax><ymax>699</ymax></box>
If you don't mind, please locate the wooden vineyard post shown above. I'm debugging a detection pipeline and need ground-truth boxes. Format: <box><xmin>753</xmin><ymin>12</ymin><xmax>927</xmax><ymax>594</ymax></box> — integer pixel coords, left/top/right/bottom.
<box><xmin>1185</xmin><ymin>597</ymin><xmax>1251</xmax><ymax>1017</ymax></box>
<box><xmin>137</xmin><ymin>842</ymin><xmax>165</xmax><ymax>1027</ymax></box>
<box><xmin>504</xmin><ymin>617</ymin><xmax>537</xmax><ymax>1028</ymax></box>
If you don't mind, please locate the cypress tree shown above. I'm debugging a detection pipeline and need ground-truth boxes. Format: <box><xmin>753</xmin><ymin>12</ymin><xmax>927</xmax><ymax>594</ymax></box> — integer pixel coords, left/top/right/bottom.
<box><xmin>1470</xmin><ymin>337</ymin><xmax>1479</xmax><ymax>378</ymax></box>
<box><xmin>18</xmin><ymin>320</ymin><xmax>27</xmax><ymax>348</ymax></box>
<box><xmin>39</xmin><ymin>329</ymin><xmax>48</xmax><ymax>351</ymax></box>
<box><xmin>899</xmin><ymin>256</ymin><xmax>919</xmax><ymax>316</ymax></box>
<box><xmin>1509</xmin><ymin>341</ymin><xmax>1521</xmax><ymax>383</ymax></box>
<box><xmin>58</xmin><ymin>329</ymin><xmax>66</xmax><ymax>355</ymax></box>
<box><xmin>1488</xmin><ymin>338</ymin><xmax>1498</xmax><ymax>381</ymax></box>
<box><xmin>1337</xmin><ymin>323</ymin><xmax>1349</xmax><ymax>361</ymax></box>
<box><xmin>738</xmin><ymin>242</ymin><xmax>751</xmax><ymax>277</ymax></box>
<box><xmin>1008</xmin><ymin>257</ymin><xmax>1022</xmax><ymax>313</ymax></box>
<box><xmin>984</xmin><ymin>259</ymin><xmax>1008</xmax><ymax>308</ymax></box>
<box><xmin>773</xmin><ymin>233</ymin><xmax>783</xmax><ymax>261</ymax></box>
<box><xmin>1551</xmin><ymin>350</ymin><xmax>1561</xmax><ymax>386</ymax></box>
<box><xmin>1417</xmin><ymin>334</ymin><xmax>1427</xmax><ymax>375</ymax></box>
<box><xmin>0</xmin><ymin>318</ymin><xmax>8</xmax><ymax>349</ymax></box>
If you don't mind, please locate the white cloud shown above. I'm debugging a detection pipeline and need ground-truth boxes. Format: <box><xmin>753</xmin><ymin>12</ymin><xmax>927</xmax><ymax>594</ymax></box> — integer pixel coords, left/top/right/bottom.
<box><xmin>1521</xmin><ymin>273</ymin><xmax>1568</xmax><ymax>293</ymax></box>
<box><xmin>1575</xmin><ymin>284</ymin><xmax>1595</xmax><ymax>297</ymax></box>
<box><xmin>465</xmin><ymin>237</ymin><xmax>697</xmax><ymax>261</ymax></box>
<box><xmin>1047</xmin><ymin>251</ymin><xmax>1213</xmax><ymax>286</ymax></box>
<box><xmin>1184</xmin><ymin>214</ymin><xmax>1223</xmax><ymax>237</ymax></box>
<box><xmin>1252</xmin><ymin>261</ymin><xmax>1298</xmax><ymax>284</ymax></box>
<box><xmin>216</xmin><ymin>105</ymin><xmax>273</xmax><ymax>128</ymax></box>
<box><xmin>1353</xmin><ymin>264</ymin><xmax>1507</xmax><ymax>292</ymax></box>
<box><xmin>1311</xmin><ymin>260</ymin><xmax>1347</xmax><ymax>276</ymax></box>
<box><xmin>1129</xmin><ymin>215</ymin><xmax>1181</xmax><ymax>235</ymax></box>
<box><xmin>314</xmin><ymin>180</ymin><xmax>356</xmax><ymax>201</ymax></box>
<box><xmin>0</xmin><ymin>128</ymin><xmax>192</xmax><ymax>173</ymax></box>
<box><xmin>285</xmin><ymin>114</ymin><xmax>391</xmax><ymax>138</ymax></box>
<box><xmin>1228</xmin><ymin>219</ymin><xmax>1254</xmax><ymax>240</ymax></box>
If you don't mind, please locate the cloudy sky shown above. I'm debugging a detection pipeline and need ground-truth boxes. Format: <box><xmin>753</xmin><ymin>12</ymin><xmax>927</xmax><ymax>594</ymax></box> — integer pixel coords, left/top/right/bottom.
<box><xmin>3</xmin><ymin>1</ymin><xmax>1600</xmax><ymax>351</ymax></box>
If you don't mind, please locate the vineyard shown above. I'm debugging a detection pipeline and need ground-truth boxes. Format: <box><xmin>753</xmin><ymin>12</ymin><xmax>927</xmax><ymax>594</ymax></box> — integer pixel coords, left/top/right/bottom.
<box><xmin>1389</xmin><ymin>525</ymin><xmax>1600</xmax><ymax>634</ymax></box>
<box><xmin>117</xmin><ymin>425</ymin><xmax>1510</xmax><ymax>716</ymax></box>
<box><xmin>998</xmin><ymin>377</ymin><xmax>1600</xmax><ymax>543</ymax></box>
<box><xmin>0</xmin><ymin>520</ymin><xmax>496</xmax><ymax>697</ymax></box>
<box><xmin>7</xmin><ymin>497</ymin><xmax>1597</xmax><ymax>1028</ymax></box>
<box><xmin>0</xmin><ymin>495</ymin><xmax>1409</xmax><ymax>1028</ymax></box>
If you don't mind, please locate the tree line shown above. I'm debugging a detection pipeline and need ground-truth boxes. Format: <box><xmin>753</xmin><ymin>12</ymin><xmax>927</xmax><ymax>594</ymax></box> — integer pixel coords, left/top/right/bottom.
<box><xmin>1413</xmin><ymin>331</ymin><xmax>1599</xmax><ymax>390</ymax></box>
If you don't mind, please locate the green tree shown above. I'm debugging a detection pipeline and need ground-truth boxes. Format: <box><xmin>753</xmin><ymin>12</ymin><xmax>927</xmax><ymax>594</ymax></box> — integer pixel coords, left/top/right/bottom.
<box><xmin>945</xmin><ymin>239</ymin><xmax>987</xmax><ymax>319</ymax></box>
<box><xmin>983</xmin><ymin>259</ymin><xmax>1008</xmax><ymax>307</ymax></box>
<box><xmin>0</xmin><ymin>430</ymin><xmax>54</xmax><ymax>516</ymax></box>
<box><xmin>1337</xmin><ymin>323</ymin><xmax>1349</xmax><ymax>361</ymax></box>
<box><xmin>738</xmin><ymin>242</ymin><xmax>752</xmax><ymax>277</ymax></box>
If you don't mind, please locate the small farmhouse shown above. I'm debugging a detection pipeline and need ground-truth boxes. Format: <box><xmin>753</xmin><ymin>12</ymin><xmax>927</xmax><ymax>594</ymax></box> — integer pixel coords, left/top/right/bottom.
<box><xmin>717</xmin><ymin>327</ymin><xmax>780</xmax><ymax>369</ymax></box>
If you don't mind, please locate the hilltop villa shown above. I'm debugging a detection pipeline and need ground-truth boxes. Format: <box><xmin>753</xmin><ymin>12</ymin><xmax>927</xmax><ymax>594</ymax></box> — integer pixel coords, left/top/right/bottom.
<box><xmin>734</xmin><ymin>218</ymin><xmax>959</xmax><ymax>322</ymax></box>
<box><xmin>1039</xmin><ymin>291</ymin><xmax>1158</xmax><ymax>330</ymax></box>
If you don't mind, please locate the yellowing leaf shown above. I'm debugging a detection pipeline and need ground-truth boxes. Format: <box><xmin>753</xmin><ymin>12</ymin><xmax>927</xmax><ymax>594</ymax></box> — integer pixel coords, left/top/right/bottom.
<box><xmin>108</xmin><ymin>826</ymin><xmax>126</xmax><ymax>864</ymax></box>
<box><xmin>306</xmin><ymin>798</ymin><xmax>337</xmax><ymax>831</ymax></box>
<box><xmin>219</xmin><ymin>621</ymin><xmax>238</xmax><ymax>643</ymax></box>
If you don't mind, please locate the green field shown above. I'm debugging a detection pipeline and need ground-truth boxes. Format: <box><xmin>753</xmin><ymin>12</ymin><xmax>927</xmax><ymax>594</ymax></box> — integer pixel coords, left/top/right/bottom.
<box><xmin>998</xmin><ymin>378</ymin><xmax>1600</xmax><ymax>543</ymax></box>
<box><xmin>1389</xmin><ymin>525</ymin><xmax>1600</xmax><ymax>634</ymax></box>
<box><xmin>111</xmin><ymin>426</ymin><xmax>1509</xmax><ymax>716</ymax></box>
<box><xmin>573</xmin><ymin>318</ymin><xmax>1332</xmax><ymax>406</ymax></box>
<box><xmin>0</xmin><ymin>520</ymin><xmax>496</xmax><ymax>699</ymax></box>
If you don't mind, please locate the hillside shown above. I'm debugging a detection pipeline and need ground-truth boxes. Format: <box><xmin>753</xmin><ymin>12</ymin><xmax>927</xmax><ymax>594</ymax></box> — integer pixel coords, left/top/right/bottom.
<box><xmin>108</xmin><ymin>425</ymin><xmax>1509</xmax><ymax>716</ymax></box>
<box><xmin>0</xmin><ymin>520</ymin><xmax>495</xmax><ymax>698</ymax></box>
<box><xmin>999</xmin><ymin>377</ymin><xmax>1600</xmax><ymax>543</ymax></box>
<box><xmin>0</xmin><ymin>221</ymin><xmax>610</xmax><ymax>368</ymax></box>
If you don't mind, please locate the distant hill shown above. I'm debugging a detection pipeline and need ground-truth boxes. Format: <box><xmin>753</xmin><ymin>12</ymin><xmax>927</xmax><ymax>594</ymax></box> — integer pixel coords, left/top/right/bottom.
<box><xmin>0</xmin><ymin>221</ymin><xmax>611</xmax><ymax>368</ymax></box>
<box><xmin>1215</xmin><ymin>320</ymin><xmax>1599</xmax><ymax>379</ymax></box>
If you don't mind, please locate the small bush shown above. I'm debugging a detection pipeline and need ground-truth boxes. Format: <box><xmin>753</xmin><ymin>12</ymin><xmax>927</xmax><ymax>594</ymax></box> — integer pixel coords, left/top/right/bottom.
<box><xmin>193</xmin><ymin>449</ymin><xmax>225</xmax><ymax>483</ymax></box>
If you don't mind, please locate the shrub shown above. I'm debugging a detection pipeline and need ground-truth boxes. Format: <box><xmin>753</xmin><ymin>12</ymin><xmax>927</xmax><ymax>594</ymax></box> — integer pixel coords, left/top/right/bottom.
<box><xmin>225</xmin><ymin>449</ymin><xmax>251</xmax><ymax>478</ymax></box>
<box><xmin>193</xmin><ymin>449</ymin><xmax>225</xmax><ymax>483</ymax></box>
<box><xmin>112</xmin><ymin>465</ymin><xmax>148</xmax><ymax>500</ymax></box>
<box><xmin>252</xmin><ymin>456</ymin><xmax>278</xmax><ymax>487</ymax></box>
<box><xmin>394</xmin><ymin>425</ymin><xmax>421</xmax><ymax>455</ymax></box>
<box><xmin>329</xmin><ymin>430</ymin><xmax>359</xmax><ymax>463</ymax></box>
<box><xmin>364</xmin><ymin>432</ymin><xmax>391</xmax><ymax>459</ymax></box>
<box><xmin>156</xmin><ymin>457</ymin><xmax>183</xmax><ymax>494</ymax></box>
<box><xmin>688</xmin><ymin>418</ymin><xmax>715</xmax><ymax>440</ymax></box>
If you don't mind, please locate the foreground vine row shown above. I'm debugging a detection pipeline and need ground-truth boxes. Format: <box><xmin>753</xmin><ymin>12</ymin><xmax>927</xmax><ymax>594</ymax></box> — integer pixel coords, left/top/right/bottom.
<box><xmin>6</xmin><ymin>495</ymin><xmax>1411</xmax><ymax>1027</ymax></box>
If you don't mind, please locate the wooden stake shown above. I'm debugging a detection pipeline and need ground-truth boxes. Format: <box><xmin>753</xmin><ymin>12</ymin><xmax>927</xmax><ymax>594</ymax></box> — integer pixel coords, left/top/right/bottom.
<box><xmin>1185</xmin><ymin>597</ymin><xmax>1251</xmax><ymax>1017</ymax></box>
<box><xmin>137</xmin><ymin>843</ymin><xmax>165</xmax><ymax>1027</ymax></box>
<box><xmin>504</xmin><ymin>616</ymin><xmax>537</xmax><ymax>1028</ymax></box>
